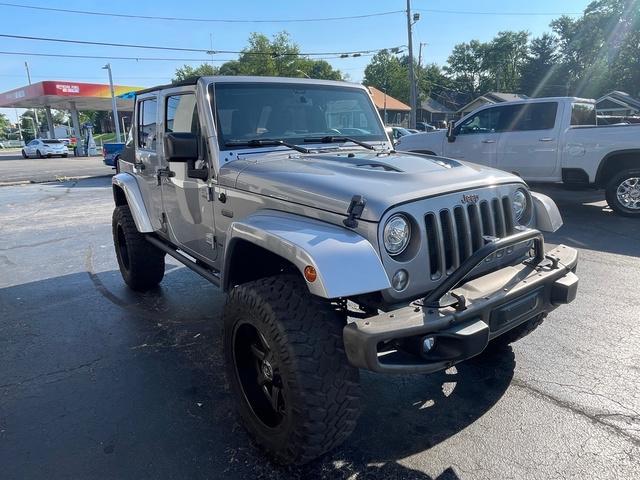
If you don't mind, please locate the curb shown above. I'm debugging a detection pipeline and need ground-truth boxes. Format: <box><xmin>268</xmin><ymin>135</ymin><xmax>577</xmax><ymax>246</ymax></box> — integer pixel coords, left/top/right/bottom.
<box><xmin>0</xmin><ymin>173</ymin><xmax>113</xmax><ymax>187</ymax></box>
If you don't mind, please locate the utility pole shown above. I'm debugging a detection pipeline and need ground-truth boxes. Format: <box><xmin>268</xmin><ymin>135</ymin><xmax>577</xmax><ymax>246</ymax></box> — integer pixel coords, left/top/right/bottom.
<box><xmin>102</xmin><ymin>63</ymin><xmax>122</xmax><ymax>143</ymax></box>
<box><xmin>406</xmin><ymin>1</ymin><xmax>419</xmax><ymax>129</ymax></box>
<box><xmin>418</xmin><ymin>42</ymin><xmax>428</xmax><ymax>69</ymax></box>
<box><xmin>24</xmin><ymin>62</ymin><xmax>40</xmax><ymax>137</ymax></box>
<box><xmin>14</xmin><ymin>108</ymin><xmax>23</xmax><ymax>141</ymax></box>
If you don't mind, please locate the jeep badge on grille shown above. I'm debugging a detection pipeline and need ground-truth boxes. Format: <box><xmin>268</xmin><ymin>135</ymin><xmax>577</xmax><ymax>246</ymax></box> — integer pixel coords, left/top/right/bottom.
<box><xmin>461</xmin><ymin>193</ymin><xmax>480</xmax><ymax>204</ymax></box>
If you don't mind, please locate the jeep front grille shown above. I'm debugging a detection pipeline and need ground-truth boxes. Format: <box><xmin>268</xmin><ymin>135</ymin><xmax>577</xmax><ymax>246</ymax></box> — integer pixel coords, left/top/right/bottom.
<box><xmin>425</xmin><ymin>197</ymin><xmax>515</xmax><ymax>278</ymax></box>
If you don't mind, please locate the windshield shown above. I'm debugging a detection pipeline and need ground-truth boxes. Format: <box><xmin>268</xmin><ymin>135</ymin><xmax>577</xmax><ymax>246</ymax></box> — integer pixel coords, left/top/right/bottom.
<box><xmin>213</xmin><ymin>83</ymin><xmax>386</xmax><ymax>150</ymax></box>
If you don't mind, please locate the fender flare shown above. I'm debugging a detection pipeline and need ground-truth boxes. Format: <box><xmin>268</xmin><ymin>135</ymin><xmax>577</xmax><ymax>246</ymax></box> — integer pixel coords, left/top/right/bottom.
<box><xmin>531</xmin><ymin>191</ymin><xmax>563</xmax><ymax>233</ymax></box>
<box><xmin>594</xmin><ymin>149</ymin><xmax>640</xmax><ymax>186</ymax></box>
<box><xmin>224</xmin><ymin>211</ymin><xmax>391</xmax><ymax>299</ymax></box>
<box><xmin>112</xmin><ymin>173</ymin><xmax>154</xmax><ymax>233</ymax></box>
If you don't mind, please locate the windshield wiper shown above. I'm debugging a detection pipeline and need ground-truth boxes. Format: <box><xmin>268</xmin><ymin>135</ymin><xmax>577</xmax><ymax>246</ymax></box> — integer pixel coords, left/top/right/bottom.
<box><xmin>224</xmin><ymin>138</ymin><xmax>310</xmax><ymax>154</ymax></box>
<box><xmin>303</xmin><ymin>135</ymin><xmax>376</xmax><ymax>151</ymax></box>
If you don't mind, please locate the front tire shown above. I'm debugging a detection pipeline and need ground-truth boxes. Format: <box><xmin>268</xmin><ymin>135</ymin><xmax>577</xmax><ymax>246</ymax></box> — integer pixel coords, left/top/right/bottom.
<box><xmin>605</xmin><ymin>169</ymin><xmax>640</xmax><ymax>216</ymax></box>
<box><xmin>112</xmin><ymin>205</ymin><xmax>165</xmax><ymax>291</ymax></box>
<box><xmin>36</xmin><ymin>150</ymin><xmax>43</xmax><ymax>158</ymax></box>
<box><xmin>223</xmin><ymin>275</ymin><xmax>361</xmax><ymax>465</ymax></box>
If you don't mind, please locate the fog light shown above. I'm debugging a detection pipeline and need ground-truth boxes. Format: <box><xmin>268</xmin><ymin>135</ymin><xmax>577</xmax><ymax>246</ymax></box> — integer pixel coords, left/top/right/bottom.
<box><xmin>392</xmin><ymin>269</ymin><xmax>409</xmax><ymax>291</ymax></box>
<box><xmin>422</xmin><ymin>336</ymin><xmax>436</xmax><ymax>354</ymax></box>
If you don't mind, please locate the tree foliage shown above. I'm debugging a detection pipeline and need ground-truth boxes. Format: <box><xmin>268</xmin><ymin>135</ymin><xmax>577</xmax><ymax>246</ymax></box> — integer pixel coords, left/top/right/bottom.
<box><xmin>362</xmin><ymin>50</ymin><xmax>452</xmax><ymax>105</ymax></box>
<box><xmin>173</xmin><ymin>32</ymin><xmax>342</xmax><ymax>82</ymax></box>
<box><xmin>0</xmin><ymin>113</ymin><xmax>10</xmax><ymax>139</ymax></box>
<box><xmin>551</xmin><ymin>0</ymin><xmax>640</xmax><ymax>98</ymax></box>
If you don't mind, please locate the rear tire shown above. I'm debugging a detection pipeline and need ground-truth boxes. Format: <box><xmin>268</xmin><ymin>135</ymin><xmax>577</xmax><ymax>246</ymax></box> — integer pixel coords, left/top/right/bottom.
<box><xmin>62</xmin><ymin>154</ymin><xmax>68</xmax><ymax>158</ymax></box>
<box><xmin>21</xmin><ymin>149</ymin><xmax>27</xmax><ymax>158</ymax></box>
<box><xmin>223</xmin><ymin>275</ymin><xmax>361</xmax><ymax>465</ymax></box>
<box><xmin>112</xmin><ymin>205</ymin><xmax>165</xmax><ymax>291</ymax></box>
<box><xmin>605</xmin><ymin>169</ymin><xmax>640</xmax><ymax>217</ymax></box>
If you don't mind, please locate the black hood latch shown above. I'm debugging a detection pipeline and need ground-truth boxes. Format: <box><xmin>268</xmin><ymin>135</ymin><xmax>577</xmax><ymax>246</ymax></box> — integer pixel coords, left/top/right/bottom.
<box><xmin>343</xmin><ymin>195</ymin><xmax>366</xmax><ymax>228</ymax></box>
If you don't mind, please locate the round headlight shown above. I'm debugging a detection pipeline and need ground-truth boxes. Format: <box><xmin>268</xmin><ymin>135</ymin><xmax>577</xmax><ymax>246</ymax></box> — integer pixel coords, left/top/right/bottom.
<box><xmin>512</xmin><ymin>188</ymin><xmax>528</xmax><ymax>223</ymax></box>
<box><xmin>383</xmin><ymin>214</ymin><xmax>411</xmax><ymax>256</ymax></box>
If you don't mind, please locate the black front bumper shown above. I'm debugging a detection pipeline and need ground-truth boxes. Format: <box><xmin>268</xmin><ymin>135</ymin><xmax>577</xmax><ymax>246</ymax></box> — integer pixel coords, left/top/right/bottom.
<box><xmin>343</xmin><ymin>241</ymin><xmax>578</xmax><ymax>374</ymax></box>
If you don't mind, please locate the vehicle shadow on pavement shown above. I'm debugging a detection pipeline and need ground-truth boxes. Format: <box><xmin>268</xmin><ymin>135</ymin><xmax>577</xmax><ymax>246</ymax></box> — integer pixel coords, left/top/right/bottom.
<box><xmin>2</xmin><ymin>265</ymin><xmax>515</xmax><ymax>480</ymax></box>
<box><xmin>531</xmin><ymin>184</ymin><xmax>640</xmax><ymax>258</ymax></box>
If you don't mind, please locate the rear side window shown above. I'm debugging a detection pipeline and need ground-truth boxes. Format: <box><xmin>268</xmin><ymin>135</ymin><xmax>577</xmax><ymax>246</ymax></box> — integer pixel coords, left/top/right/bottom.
<box><xmin>138</xmin><ymin>98</ymin><xmax>158</xmax><ymax>149</ymax></box>
<box><xmin>166</xmin><ymin>94</ymin><xmax>199</xmax><ymax>134</ymax></box>
<box><xmin>499</xmin><ymin>102</ymin><xmax>558</xmax><ymax>132</ymax></box>
<box><xmin>571</xmin><ymin>103</ymin><xmax>596</xmax><ymax>126</ymax></box>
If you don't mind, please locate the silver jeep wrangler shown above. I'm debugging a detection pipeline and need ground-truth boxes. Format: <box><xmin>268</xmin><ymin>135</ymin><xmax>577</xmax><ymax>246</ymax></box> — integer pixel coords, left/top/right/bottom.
<box><xmin>111</xmin><ymin>76</ymin><xmax>579</xmax><ymax>464</ymax></box>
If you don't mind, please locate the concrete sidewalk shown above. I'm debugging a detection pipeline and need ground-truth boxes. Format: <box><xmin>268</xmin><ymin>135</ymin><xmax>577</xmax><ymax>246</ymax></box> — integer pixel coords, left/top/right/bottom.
<box><xmin>0</xmin><ymin>151</ymin><xmax>114</xmax><ymax>184</ymax></box>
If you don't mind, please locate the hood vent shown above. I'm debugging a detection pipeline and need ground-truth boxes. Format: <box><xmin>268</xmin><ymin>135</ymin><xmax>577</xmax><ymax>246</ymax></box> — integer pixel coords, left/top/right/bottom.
<box><xmin>355</xmin><ymin>162</ymin><xmax>402</xmax><ymax>172</ymax></box>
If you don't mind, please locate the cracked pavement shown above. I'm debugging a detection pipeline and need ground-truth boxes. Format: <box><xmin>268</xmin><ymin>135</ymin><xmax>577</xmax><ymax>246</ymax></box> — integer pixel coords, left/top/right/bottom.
<box><xmin>0</xmin><ymin>178</ymin><xmax>639</xmax><ymax>479</ymax></box>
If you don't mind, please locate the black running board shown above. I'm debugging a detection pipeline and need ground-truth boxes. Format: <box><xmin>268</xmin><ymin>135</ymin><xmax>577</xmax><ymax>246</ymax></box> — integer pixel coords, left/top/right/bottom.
<box><xmin>145</xmin><ymin>235</ymin><xmax>221</xmax><ymax>287</ymax></box>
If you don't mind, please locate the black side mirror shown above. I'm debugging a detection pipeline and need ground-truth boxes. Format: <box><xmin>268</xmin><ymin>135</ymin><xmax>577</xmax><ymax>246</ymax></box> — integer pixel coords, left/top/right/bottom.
<box><xmin>164</xmin><ymin>132</ymin><xmax>198</xmax><ymax>162</ymax></box>
<box><xmin>446</xmin><ymin>121</ymin><xmax>456</xmax><ymax>143</ymax></box>
<box><xmin>164</xmin><ymin>132</ymin><xmax>209</xmax><ymax>181</ymax></box>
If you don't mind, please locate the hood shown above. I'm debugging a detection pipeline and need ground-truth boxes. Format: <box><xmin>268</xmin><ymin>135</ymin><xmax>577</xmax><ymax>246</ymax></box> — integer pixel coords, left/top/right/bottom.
<box><xmin>222</xmin><ymin>149</ymin><xmax>522</xmax><ymax>222</ymax></box>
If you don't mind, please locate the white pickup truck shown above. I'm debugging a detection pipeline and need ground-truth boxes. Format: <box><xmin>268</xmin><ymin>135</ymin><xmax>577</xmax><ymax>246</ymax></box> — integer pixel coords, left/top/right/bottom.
<box><xmin>396</xmin><ymin>97</ymin><xmax>640</xmax><ymax>216</ymax></box>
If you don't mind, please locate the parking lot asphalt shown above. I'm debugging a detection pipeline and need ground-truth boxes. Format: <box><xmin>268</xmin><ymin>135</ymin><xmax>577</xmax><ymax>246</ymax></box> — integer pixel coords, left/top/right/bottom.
<box><xmin>0</xmin><ymin>151</ymin><xmax>112</xmax><ymax>184</ymax></box>
<box><xmin>0</xmin><ymin>178</ymin><xmax>639</xmax><ymax>480</ymax></box>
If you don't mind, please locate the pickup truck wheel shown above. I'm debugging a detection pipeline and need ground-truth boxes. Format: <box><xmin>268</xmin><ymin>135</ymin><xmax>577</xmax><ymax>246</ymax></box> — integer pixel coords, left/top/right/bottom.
<box><xmin>223</xmin><ymin>275</ymin><xmax>361</xmax><ymax>465</ymax></box>
<box><xmin>112</xmin><ymin>205</ymin><xmax>165</xmax><ymax>291</ymax></box>
<box><xmin>490</xmin><ymin>314</ymin><xmax>546</xmax><ymax>349</ymax></box>
<box><xmin>605</xmin><ymin>169</ymin><xmax>640</xmax><ymax>216</ymax></box>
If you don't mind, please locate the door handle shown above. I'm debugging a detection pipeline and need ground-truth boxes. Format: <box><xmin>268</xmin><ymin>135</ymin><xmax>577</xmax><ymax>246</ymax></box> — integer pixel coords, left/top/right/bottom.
<box><xmin>539</xmin><ymin>137</ymin><xmax>554</xmax><ymax>142</ymax></box>
<box><xmin>481</xmin><ymin>139</ymin><xmax>496</xmax><ymax>144</ymax></box>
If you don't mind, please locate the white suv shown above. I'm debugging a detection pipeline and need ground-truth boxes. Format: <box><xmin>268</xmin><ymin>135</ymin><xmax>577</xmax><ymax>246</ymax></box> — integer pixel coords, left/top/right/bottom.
<box><xmin>22</xmin><ymin>139</ymin><xmax>69</xmax><ymax>158</ymax></box>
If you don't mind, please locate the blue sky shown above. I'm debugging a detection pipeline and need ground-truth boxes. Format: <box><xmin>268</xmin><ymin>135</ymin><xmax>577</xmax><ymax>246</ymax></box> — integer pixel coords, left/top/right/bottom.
<box><xmin>1</xmin><ymin>0</ymin><xmax>591</xmax><ymax>121</ymax></box>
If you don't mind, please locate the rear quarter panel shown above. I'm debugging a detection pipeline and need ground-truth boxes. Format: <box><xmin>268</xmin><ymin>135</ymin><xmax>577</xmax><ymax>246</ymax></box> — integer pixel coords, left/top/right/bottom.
<box><xmin>562</xmin><ymin>124</ymin><xmax>640</xmax><ymax>182</ymax></box>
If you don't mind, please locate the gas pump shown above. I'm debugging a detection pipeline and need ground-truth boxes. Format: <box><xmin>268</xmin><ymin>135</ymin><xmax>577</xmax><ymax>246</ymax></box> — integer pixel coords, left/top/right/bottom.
<box><xmin>82</xmin><ymin>122</ymin><xmax>98</xmax><ymax>156</ymax></box>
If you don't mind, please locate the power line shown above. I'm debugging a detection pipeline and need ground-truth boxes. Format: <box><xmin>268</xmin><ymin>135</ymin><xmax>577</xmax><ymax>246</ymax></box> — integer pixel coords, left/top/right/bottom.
<box><xmin>0</xmin><ymin>51</ymin><xmax>234</xmax><ymax>62</ymax></box>
<box><xmin>416</xmin><ymin>8</ymin><xmax>581</xmax><ymax>16</ymax></box>
<box><xmin>0</xmin><ymin>3</ymin><xmax>404</xmax><ymax>23</ymax></box>
<box><xmin>0</xmin><ymin>50</ymin><xmax>377</xmax><ymax>62</ymax></box>
<box><xmin>0</xmin><ymin>33</ymin><xmax>399</xmax><ymax>57</ymax></box>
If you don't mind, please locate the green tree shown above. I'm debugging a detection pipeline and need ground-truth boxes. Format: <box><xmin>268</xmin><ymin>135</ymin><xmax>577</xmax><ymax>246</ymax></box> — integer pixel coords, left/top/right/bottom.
<box><xmin>173</xmin><ymin>32</ymin><xmax>342</xmax><ymax>81</ymax></box>
<box><xmin>0</xmin><ymin>113</ymin><xmax>10</xmax><ymax>139</ymax></box>
<box><xmin>551</xmin><ymin>0</ymin><xmax>640</xmax><ymax>97</ymax></box>
<box><xmin>519</xmin><ymin>34</ymin><xmax>565</xmax><ymax>97</ymax></box>
<box><xmin>444</xmin><ymin>40</ymin><xmax>490</xmax><ymax>97</ymax></box>
<box><xmin>363</xmin><ymin>49</ymin><xmax>410</xmax><ymax>104</ymax></box>
<box><xmin>174</xmin><ymin>63</ymin><xmax>218</xmax><ymax>82</ymax></box>
<box><xmin>483</xmin><ymin>31</ymin><xmax>529</xmax><ymax>92</ymax></box>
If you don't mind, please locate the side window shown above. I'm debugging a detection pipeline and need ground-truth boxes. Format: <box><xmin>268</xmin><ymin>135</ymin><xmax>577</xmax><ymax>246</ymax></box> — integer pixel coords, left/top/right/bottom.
<box><xmin>571</xmin><ymin>103</ymin><xmax>596</xmax><ymax>126</ymax></box>
<box><xmin>166</xmin><ymin>94</ymin><xmax>199</xmax><ymax>134</ymax></box>
<box><xmin>500</xmin><ymin>103</ymin><xmax>558</xmax><ymax>132</ymax></box>
<box><xmin>457</xmin><ymin>107</ymin><xmax>501</xmax><ymax>135</ymax></box>
<box><xmin>137</xmin><ymin>98</ymin><xmax>158</xmax><ymax>149</ymax></box>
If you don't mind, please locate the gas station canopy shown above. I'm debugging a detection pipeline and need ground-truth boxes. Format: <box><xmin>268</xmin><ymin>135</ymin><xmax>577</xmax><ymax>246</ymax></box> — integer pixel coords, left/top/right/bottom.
<box><xmin>0</xmin><ymin>80</ymin><xmax>142</xmax><ymax>111</ymax></box>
